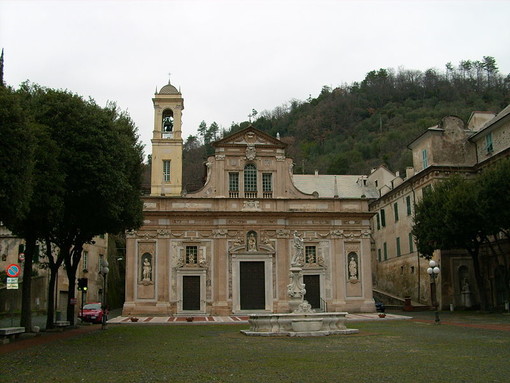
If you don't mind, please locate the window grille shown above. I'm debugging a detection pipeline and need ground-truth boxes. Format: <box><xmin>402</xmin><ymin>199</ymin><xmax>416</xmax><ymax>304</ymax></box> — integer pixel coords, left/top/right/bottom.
<box><xmin>229</xmin><ymin>172</ymin><xmax>239</xmax><ymax>198</ymax></box>
<box><xmin>83</xmin><ymin>251</ymin><xmax>88</xmax><ymax>270</ymax></box>
<box><xmin>244</xmin><ymin>163</ymin><xmax>257</xmax><ymax>197</ymax></box>
<box><xmin>262</xmin><ymin>173</ymin><xmax>272</xmax><ymax>198</ymax></box>
<box><xmin>305</xmin><ymin>246</ymin><xmax>317</xmax><ymax>263</ymax></box>
<box><xmin>186</xmin><ymin>246</ymin><xmax>198</xmax><ymax>264</ymax></box>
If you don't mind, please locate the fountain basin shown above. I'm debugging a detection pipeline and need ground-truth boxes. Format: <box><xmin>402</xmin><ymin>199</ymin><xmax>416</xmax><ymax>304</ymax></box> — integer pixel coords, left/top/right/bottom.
<box><xmin>291</xmin><ymin>318</ymin><xmax>322</xmax><ymax>332</ymax></box>
<box><xmin>241</xmin><ymin>312</ymin><xmax>359</xmax><ymax>337</ymax></box>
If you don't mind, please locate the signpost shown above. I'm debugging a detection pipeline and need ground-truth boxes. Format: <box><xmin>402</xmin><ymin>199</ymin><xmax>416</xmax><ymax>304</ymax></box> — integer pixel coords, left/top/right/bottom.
<box><xmin>5</xmin><ymin>264</ymin><xmax>20</xmax><ymax>290</ymax></box>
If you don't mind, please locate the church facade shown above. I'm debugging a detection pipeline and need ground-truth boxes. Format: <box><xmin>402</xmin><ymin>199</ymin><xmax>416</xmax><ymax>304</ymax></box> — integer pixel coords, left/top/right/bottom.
<box><xmin>122</xmin><ymin>83</ymin><xmax>376</xmax><ymax>316</ymax></box>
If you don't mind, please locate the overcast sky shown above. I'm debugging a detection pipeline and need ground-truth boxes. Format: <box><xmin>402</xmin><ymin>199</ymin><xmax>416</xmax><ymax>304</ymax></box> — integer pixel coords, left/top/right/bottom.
<box><xmin>1</xmin><ymin>0</ymin><xmax>509</xmax><ymax>157</ymax></box>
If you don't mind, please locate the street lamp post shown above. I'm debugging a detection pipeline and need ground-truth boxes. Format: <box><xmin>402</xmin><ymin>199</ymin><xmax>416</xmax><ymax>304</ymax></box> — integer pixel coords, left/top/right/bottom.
<box><xmin>427</xmin><ymin>260</ymin><xmax>441</xmax><ymax>324</ymax></box>
<box><xmin>100</xmin><ymin>258</ymin><xmax>109</xmax><ymax>330</ymax></box>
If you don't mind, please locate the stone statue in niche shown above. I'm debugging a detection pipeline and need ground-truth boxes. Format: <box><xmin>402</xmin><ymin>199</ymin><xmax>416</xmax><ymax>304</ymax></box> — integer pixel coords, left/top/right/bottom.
<box><xmin>348</xmin><ymin>253</ymin><xmax>358</xmax><ymax>280</ymax></box>
<box><xmin>247</xmin><ymin>232</ymin><xmax>257</xmax><ymax>251</ymax></box>
<box><xmin>142</xmin><ymin>253</ymin><xmax>152</xmax><ymax>281</ymax></box>
<box><xmin>461</xmin><ymin>279</ymin><xmax>472</xmax><ymax>308</ymax></box>
<box><xmin>291</xmin><ymin>231</ymin><xmax>304</xmax><ymax>266</ymax></box>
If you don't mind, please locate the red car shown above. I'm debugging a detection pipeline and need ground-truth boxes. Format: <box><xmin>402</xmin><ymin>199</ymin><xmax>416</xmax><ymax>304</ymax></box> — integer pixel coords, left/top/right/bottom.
<box><xmin>79</xmin><ymin>303</ymin><xmax>106</xmax><ymax>324</ymax></box>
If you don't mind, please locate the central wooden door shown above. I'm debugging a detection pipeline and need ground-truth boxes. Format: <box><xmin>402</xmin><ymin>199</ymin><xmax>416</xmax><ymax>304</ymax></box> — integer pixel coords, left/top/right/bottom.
<box><xmin>182</xmin><ymin>276</ymin><xmax>201</xmax><ymax>311</ymax></box>
<box><xmin>240</xmin><ymin>261</ymin><xmax>265</xmax><ymax>310</ymax></box>
<box><xmin>304</xmin><ymin>275</ymin><xmax>320</xmax><ymax>309</ymax></box>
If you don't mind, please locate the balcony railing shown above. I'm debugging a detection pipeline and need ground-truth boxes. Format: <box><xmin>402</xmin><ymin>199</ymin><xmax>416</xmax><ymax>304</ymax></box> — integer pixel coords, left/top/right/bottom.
<box><xmin>228</xmin><ymin>191</ymin><xmax>273</xmax><ymax>198</ymax></box>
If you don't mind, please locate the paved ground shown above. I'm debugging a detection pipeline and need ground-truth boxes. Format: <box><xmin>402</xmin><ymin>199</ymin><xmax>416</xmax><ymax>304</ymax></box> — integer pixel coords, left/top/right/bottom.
<box><xmin>1</xmin><ymin>309</ymin><xmax>509</xmax><ymax>355</ymax></box>
<box><xmin>108</xmin><ymin>311</ymin><xmax>408</xmax><ymax>324</ymax></box>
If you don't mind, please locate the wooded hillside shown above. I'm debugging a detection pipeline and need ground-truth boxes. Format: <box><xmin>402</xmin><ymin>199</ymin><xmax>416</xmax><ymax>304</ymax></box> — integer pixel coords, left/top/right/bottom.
<box><xmin>183</xmin><ymin>57</ymin><xmax>510</xmax><ymax>191</ymax></box>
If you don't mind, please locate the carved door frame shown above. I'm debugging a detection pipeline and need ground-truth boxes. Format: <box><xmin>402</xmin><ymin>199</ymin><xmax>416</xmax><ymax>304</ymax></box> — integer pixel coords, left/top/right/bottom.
<box><xmin>176</xmin><ymin>269</ymin><xmax>207</xmax><ymax>314</ymax></box>
<box><xmin>231</xmin><ymin>252</ymin><xmax>273</xmax><ymax>314</ymax></box>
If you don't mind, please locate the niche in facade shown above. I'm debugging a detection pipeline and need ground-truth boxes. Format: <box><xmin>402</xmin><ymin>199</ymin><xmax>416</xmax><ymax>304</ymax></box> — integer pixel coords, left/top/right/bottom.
<box><xmin>141</xmin><ymin>252</ymin><xmax>153</xmax><ymax>282</ymax></box>
<box><xmin>348</xmin><ymin>252</ymin><xmax>359</xmax><ymax>280</ymax></box>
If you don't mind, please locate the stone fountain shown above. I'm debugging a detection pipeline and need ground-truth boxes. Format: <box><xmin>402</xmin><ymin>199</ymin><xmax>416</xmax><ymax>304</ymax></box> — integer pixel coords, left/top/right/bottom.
<box><xmin>241</xmin><ymin>232</ymin><xmax>359</xmax><ymax>337</ymax></box>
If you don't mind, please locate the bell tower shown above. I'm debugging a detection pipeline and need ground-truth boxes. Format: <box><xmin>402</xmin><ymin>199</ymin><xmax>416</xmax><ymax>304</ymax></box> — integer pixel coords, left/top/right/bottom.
<box><xmin>151</xmin><ymin>80</ymin><xmax>184</xmax><ymax>196</ymax></box>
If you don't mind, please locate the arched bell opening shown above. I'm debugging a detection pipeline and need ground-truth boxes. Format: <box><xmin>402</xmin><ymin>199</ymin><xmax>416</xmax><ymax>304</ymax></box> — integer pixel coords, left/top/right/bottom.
<box><xmin>162</xmin><ymin>109</ymin><xmax>174</xmax><ymax>137</ymax></box>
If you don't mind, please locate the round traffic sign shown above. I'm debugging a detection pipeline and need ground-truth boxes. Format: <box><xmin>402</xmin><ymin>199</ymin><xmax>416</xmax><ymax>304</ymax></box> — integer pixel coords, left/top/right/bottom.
<box><xmin>6</xmin><ymin>264</ymin><xmax>21</xmax><ymax>278</ymax></box>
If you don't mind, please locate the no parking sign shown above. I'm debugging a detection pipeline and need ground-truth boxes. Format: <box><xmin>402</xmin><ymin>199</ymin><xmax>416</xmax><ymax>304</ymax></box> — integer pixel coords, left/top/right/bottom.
<box><xmin>6</xmin><ymin>264</ymin><xmax>21</xmax><ymax>278</ymax></box>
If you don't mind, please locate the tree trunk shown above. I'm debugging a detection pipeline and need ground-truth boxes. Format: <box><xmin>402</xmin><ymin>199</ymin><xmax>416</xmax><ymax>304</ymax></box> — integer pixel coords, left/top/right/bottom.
<box><xmin>66</xmin><ymin>268</ymin><xmax>77</xmax><ymax>326</ymax></box>
<box><xmin>45</xmin><ymin>268</ymin><xmax>57</xmax><ymax>329</ymax></box>
<box><xmin>20</xmin><ymin>232</ymin><xmax>36</xmax><ymax>331</ymax></box>
<box><xmin>45</xmin><ymin>237</ymin><xmax>63</xmax><ymax>329</ymax></box>
<box><xmin>486</xmin><ymin>235</ymin><xmax>510</xmax><ymax>307</ymax></box>
<box><xmin>65</xmin><ymin>244</ymin><xmax>83</xmax><ymax>326</ymax></box>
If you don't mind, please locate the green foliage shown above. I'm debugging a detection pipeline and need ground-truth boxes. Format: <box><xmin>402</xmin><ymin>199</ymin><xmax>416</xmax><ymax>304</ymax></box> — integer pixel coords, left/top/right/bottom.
<box><xmin>15</xmin><ymin>84</ymin><xmax>144</xmax><ymax>239</ymax></box>
<box><xmin>413</xmin><ymin>161</ymin><xmax>510</xmax><ymax>258</ymax></box>
<box><xmin>6</xmin><ymin>82</ymin><xmax>144</xmax><ymax>324</ymax></box>
<box><xmin>412</xmin><ymin>175</ymin><xmax>486</xmax><ymax>257</ymax></box>
<box><xmin>477</xmin><ymin>158</ymin><xmax>510</xmax><ymax>238</ymax></box>
<box><xmin>0</xmin><ymin>86</ymin><xmax>34</xmax><ymax>227</ymax></box>
<box><xmin>411</xmin><ymin>164</ymin><xmax>510</xmax><ymax>311</ymax></box>
<box><xmin>222</xmin><ymin>57</ymin><xmax>509</xmax><ymax>176</ymax></box>
<box><xmin>106</xmin><ymin>234</ymin><xmax>126</xmax><ymax>309</ymax></box>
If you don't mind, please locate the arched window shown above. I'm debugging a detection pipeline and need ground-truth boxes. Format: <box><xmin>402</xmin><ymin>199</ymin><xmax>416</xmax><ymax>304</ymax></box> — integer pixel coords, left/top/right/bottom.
<box><xmin>244</xmin><ymin>163</ymin><xmax>257</xmax><ymax>197</ymax></box>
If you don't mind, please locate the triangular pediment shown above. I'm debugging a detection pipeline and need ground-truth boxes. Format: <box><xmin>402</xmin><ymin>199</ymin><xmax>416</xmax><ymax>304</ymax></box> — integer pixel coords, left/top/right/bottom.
<box><xmin>213</xmin><ymin>126</ymin><xmax>287</xmax><ymax>149</ymax></box>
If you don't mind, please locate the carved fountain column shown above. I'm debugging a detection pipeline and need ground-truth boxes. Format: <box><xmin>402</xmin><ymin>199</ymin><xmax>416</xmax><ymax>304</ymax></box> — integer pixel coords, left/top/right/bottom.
<box><xmin>287</xmin><ymin>231</ymin><xmax>313</xmax><ymax>313</ymax></box>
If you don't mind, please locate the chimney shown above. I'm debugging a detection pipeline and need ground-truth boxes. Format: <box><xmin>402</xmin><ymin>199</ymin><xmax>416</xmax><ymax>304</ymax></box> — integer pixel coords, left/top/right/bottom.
<box><xmin>406</xmin><ymin>167</ymin><xmax>415</xmax><ymax>179</ymax></box>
